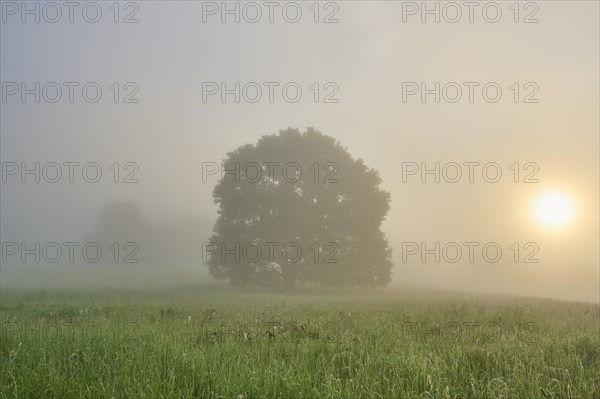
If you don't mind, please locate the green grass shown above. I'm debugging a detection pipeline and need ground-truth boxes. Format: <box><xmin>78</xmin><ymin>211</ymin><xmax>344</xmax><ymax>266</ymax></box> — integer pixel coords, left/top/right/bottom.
<box><xmin>1</xmin><ymin>287</ymin><xmax>598</xmax><ymax>398</ymax></box>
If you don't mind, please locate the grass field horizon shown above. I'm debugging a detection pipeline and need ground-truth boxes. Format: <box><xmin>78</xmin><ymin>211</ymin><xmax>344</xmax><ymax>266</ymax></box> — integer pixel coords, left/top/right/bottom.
<box><xmin>2</xmin><ymin>284</ymin><xmax>598</xmax><ymax>398</ymax></box>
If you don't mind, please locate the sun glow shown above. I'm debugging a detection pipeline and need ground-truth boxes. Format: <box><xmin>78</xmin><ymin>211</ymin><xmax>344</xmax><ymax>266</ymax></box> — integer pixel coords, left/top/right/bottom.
<box><xmin>533</xmin><ymin>192</ymin><xmax>576</xmax><ymax>229</ymax></box>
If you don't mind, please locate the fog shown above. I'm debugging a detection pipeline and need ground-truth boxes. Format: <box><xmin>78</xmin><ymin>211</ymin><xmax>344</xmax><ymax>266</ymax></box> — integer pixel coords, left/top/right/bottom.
<box><xmin>1</xmin><ymin>2</ymin><xmax>598</xmax><ymax>303</ymax></box>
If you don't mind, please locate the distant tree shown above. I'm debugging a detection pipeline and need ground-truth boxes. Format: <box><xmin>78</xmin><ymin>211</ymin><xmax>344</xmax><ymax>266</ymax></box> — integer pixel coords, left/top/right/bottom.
<box><xmin>206</xmin><ymin>128</ymin><xmax>393</xmax><ymax>288</ymax></box>
<box><xmin>87</xmin><ymin>202</ymin><xmax>150</xmax><ymax>242</ymax></box>
<box><xmin>85</xmin><ymin>201</ymin><xmax>153</xmax><ymax>264</ymax></box>
<box><xmin>86</xmin><ymin>202</ymin><xmax>214</xmax><ymax>268</ymax></box>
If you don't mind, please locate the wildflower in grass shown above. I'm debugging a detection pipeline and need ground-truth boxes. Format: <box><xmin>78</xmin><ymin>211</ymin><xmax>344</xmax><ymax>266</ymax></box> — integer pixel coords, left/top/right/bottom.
<box><xmin>8</xmin><ymin>342</ymin><xmax>21</xmax><ymax>360</ymax></box>
<box><xmin>206</xmin><ymin>308</ymin><xmax>217</xmax><ymax>316</ymax></box>
<box><xmin>205</xmin><ymin>308</ymin><xmax>217</xmax><ymax>321</ymax></box>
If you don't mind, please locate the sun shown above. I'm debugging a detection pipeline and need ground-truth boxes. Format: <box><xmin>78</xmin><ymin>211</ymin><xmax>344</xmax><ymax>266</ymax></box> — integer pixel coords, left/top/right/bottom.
<box><xmin>532</xmin><ymin>191</ymin><xmax>575</xmax><ymax>229</ymax></box>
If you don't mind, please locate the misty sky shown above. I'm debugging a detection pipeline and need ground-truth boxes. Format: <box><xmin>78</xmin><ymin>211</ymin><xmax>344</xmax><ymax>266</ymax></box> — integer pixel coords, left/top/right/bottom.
<box><xmin>1</xmin><ymin>1</ymin><xmax>598</xmax><ymax>302</ymax></box>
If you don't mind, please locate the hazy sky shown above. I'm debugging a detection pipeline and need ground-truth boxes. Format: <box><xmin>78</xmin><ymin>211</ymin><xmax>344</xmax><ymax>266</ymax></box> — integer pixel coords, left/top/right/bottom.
<box><xmin>1</xmin><ymin>1</ymin><xmax>598</xmax><ymax>302</ymax></box>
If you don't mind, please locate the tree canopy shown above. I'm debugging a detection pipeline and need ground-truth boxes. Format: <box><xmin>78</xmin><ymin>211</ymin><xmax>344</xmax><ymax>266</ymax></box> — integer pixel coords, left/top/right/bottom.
<box><xmin>206</xmin><ymin>128</ymin><xmax>392</xmax><ymax>288</ymax></box>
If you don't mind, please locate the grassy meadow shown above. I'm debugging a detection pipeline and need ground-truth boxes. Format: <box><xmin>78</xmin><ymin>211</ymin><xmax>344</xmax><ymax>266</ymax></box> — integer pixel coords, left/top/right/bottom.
<box><xmin>0</xmin><ymin>286</ymin><xmax>599</xmax><ymax>399</ymax></box>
